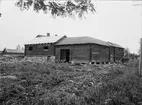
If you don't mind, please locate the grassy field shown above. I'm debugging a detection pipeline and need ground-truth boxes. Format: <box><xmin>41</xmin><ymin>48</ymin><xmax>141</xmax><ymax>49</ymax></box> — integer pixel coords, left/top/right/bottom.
<box><xmin>0</xmin><ymin>57</ymin><xmax>141</xmax><ymax>105</ymax></box>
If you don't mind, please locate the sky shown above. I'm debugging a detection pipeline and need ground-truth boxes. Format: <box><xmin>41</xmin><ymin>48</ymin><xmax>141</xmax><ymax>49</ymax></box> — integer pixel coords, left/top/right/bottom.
<box><xmin>0</xmin><ymin>0</ymin><xmax>142</xmax><ymax>53</ymax></box>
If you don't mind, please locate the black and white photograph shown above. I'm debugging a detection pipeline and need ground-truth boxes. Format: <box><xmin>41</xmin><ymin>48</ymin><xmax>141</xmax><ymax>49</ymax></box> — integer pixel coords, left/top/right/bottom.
<box><xmin>0</xmin><ymin>0</ymin><xmax>142</xmax><ymax>105</ymax></box>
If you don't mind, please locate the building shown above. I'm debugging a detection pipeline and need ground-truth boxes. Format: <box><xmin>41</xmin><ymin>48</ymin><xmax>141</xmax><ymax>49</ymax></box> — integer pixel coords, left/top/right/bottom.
<box><xmin>25</xmin><ymin>33</ymin><xmax>66</xmax><ymax>57</ymax></box>
<box><xmin>25</xmin><ymin>33</ymin><xmax>124</xmax><ymax>63</ymax></box>
<box><xmin>55</xmin><ymin>36</ymin><xmax>124</xmax><ymax>63</ymax></box>
<box><xmin>1</xmin><ymin>48</ymin><xmax>24</xmax><ymax>57</ymax></box>
<box><xmin>107</xmin><ymin>42</ymin><xmax>124</xmax><ymax>62</ymax></box>
<box><xmin>0</xmin><ymin>50</ymin><xmax>2</xmax><ymax>56</ymax></box>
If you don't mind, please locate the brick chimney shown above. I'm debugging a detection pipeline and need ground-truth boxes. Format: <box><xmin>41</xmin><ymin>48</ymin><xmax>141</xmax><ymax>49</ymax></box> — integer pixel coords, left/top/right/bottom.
<box><xmin>47</xmin><ymin>33</ymin><xmax>50</xmax><ymax>36</ymax></box>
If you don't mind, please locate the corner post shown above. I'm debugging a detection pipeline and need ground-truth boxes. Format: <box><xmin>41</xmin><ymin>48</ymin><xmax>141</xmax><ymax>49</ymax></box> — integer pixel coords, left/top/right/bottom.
<box><xmin>90</xmin><ymin>43</ymin><xmax>92</xmax><ymax>63</ymax></box>
<box><xmin>139</xmin><ymin>38</ymin><xmax>142</xmax><ymax>76</ymax></box>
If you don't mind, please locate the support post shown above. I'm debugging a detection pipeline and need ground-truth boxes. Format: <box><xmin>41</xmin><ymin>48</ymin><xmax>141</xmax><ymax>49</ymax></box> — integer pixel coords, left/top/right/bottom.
<box><xmin>90</xmin><ymin>44</ymin><xmax>92</xmax><ymax>63</ymax></box>
<box><xmin>139</xmin><ymin>38</ymin><xmax>142</xmax><ymax>76</ymax></box>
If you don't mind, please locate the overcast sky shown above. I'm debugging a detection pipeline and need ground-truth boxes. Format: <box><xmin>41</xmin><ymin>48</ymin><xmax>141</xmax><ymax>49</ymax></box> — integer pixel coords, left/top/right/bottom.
<box><xmin>0</xmin><ymin>0</ymin><xmax>142</xmax><ymax>53</ymax></box>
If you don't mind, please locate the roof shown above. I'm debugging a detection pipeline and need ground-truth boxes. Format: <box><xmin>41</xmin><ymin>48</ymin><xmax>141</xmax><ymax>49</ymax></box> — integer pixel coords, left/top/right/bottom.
<box><xmin>107</xmin><ymin>42</ymin><xmax>123</xmax><ymax>48</ymax></box>
<box><xmin>3</xmin><ymin>48</ymin><xmax>24</xmax><ymax>54</ymax></box>
<box><xmin>25</xmin><ymin>35</ymin><xmax>66</xmax><ymax>45</ymax></box>
<box><xmin>56</xmin><ymin>36</ymin><xmax>109</xmax><ymax>46</ymax></box>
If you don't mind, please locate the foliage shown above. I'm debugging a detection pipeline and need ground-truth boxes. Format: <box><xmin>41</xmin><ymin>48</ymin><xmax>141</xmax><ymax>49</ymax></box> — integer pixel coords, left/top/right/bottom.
<box><xmin>124</xmin><ymin>48</ymin><xmax>139</xmax><ymax>59</ymax></box>
<box><xmin>129</xmin><ymin>53</ymin><xmax>139</xmax><ymax>59</ymax></box>
<box><xmin>0</xmin><ymin>57</ymin><xmax>141</xmax><ymax>105</ymax></box>
<box><xmin>16</xmin><ymin>0</ymin><xmax>95</xmax><ymax>18</ymax></box>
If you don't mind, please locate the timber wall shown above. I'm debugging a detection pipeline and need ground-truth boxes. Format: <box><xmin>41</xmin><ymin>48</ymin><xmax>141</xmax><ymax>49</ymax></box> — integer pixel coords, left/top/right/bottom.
<box><xmin>25</xmin><ymin>44</ymin><xmax>54</xmax><ymax>56</ymax></box>
<box><xmin>91</xmin><ymin>44</ymin><xmax>110</xmax><ymax>62</ymax></box>
<box><xmin>55</xmin><ymin>44</ymin><xmax>90</xmax><ymax>63</ymax></box>
<box><xmin>114</xmin><ymin>47</ymin><xmax>124</xmax><ymax>61</ymax></box>
<box><xmin>55</xmin><ymin>44</ymin><xmax>110</xmax><ymax>63</ymax></box>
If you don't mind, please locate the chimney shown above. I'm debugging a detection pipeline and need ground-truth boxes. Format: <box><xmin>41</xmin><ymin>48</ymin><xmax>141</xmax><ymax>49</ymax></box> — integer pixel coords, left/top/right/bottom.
<box><xmin>47</xmin><ymin>33</ymin><xmax>50</xmax><ymax>36</ymax></box>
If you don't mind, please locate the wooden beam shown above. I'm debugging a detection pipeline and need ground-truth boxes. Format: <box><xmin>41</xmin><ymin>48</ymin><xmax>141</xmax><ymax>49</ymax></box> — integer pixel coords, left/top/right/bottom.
<box><xmin>90</xmin><ymin>44</ymin><xmax>92</xmax><ymax>63</ymax></box>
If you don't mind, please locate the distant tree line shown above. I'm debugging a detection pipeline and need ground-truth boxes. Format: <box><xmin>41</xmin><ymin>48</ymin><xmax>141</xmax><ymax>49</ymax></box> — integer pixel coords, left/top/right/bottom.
<box><xmin>124</xmin><ymin>48</ymin><xmax>139</xmax><ymax>60</ymax></box>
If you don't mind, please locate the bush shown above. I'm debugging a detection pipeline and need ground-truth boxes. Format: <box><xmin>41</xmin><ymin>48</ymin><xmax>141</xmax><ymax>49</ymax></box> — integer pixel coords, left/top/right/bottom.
<box><xmin>0</xmin><ymin>59</ymin><xmax>141</xmax><ymax>105</ymax></box>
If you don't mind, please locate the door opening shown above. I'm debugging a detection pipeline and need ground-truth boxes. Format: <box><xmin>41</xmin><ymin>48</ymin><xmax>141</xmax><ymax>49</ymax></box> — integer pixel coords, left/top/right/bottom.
<box><xmin>60</xmin><ymin>49</ymin><xmax>70</xmax><ymax>62</ymax></box>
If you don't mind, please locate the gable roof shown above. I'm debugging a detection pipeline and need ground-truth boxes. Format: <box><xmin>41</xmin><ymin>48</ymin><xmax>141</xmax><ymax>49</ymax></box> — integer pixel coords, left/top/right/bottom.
<box><xmin>107</xmin><ymin>42</ymin><xmax>123</xmax><ymax>48</ymax></box>
<box><xmin>25</xmin><ymin>35</ymin><xmax>66</xmax><ymax>45</ymax></box>
<box><xmin>56</xmin><ymin>36</ymin><xmax>109</xmax><ymax>46</ymax></box>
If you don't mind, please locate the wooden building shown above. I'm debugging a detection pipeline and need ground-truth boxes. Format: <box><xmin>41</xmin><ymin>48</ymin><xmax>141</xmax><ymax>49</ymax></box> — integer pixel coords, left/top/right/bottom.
<box><xmin>107</xmin><ymin>42</ymin><xmax>124</xmax><ymax>62</ymax></box>
<box><xmin>0</xmin><ymin>50</ymin><xmax>2</xmax><ymax>56</ymax></box>
<box><xmin>1</xmin><ymin>48</ymin><xmax>24</xmax><ymax>57</ymax></box>
<box><xmin>25</xmin><ymin>33</ymin><xmax>66</xmax><ymax>57</ymax></box>
<box><xmin>25</xmin><ymin>34</ymin><xmax>124</xmax><ymax>63</ymax></box>
<box><xmin>55</xmin><ymin>37</ymin><xmax>124</xmax><ymax>63</ymax></box>
<box><xmin>55</xmin><ymin>36</ymin><xmax>111</xmax><ymax>63</ymax></box>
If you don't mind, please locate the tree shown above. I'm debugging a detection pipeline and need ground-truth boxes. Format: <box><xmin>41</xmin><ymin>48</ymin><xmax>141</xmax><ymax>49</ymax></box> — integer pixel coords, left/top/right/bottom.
<box><xmin>16</xmin><ymin>0</ymin><xmax>95</xmax><ymax>18</ymax></box>
<box><xmin>124</xmin><ymin>48</ymin><xmax>139</xmax><ymax>59</ymax></box>
<box><xmin>129</xmin><ymin>53</ymin><xmax>139</xmax><ymax>59</ymax></box>
<box><xmin>16</xmin><ymin>45</ymin><xmax>21</xmax><ymax>50</ymax></box>
<box><xmin>124</xmin><ymin>47</ymin><xmax>130</xmax><ymax>58</ymax></box>
<box><xmin>21</xmin><ymin>46</ymin><xmax>25</xmax><ymax>50</ymax></box>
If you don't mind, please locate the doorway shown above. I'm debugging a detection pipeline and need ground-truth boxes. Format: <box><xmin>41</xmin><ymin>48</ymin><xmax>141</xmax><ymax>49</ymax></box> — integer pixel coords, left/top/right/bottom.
<box><xmin>60</xmin><ymin>49</ymin><xmax>70</xmax><ymax>62</ymax></box>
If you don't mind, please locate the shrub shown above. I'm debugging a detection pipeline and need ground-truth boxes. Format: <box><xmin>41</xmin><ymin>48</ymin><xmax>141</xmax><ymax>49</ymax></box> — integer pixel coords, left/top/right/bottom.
<box><xmin>0</xmin><ymin>59</ymin><xmax>141</xmax><ymax>105</ymax></box>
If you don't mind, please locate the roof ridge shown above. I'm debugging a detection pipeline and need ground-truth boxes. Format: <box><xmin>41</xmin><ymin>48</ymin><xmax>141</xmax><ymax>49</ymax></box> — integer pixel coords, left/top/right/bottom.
<box><xmin>25</xmin><ymin>35</ymin><xmax>66</xmax><ymax>45</ymax></box>
<box><xmin>66</xmin><ymin>36</ymin><xmax>105</xmax><ymax>40</ymax></box>
<box><xmin>56</xmin><ymin>36</ymin><xmax>109</xmax><ymax>46</ymax></box>
<box><xmin>65</xmin><ymin>36</ymin><xmax>108</xmax><ymax>43</ymax></box>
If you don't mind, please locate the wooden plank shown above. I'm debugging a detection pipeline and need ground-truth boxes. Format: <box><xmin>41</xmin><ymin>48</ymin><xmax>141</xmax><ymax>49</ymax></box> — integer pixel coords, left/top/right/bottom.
<box><xmin>25</xmin><ymin>44</ymin><xmax>54</xmax><ymax>56</ymax></box>
<box><xmin>91</xmin><ymin>44</ymin><xmax>109</xmax><ymax>62</ymax></box>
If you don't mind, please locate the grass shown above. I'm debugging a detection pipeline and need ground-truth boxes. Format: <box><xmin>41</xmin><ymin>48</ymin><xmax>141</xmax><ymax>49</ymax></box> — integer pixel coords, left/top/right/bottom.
<box><xmin>0</xmin><ymin>57</ymin><xmax>141</xmax><ymax>105</ymax></box>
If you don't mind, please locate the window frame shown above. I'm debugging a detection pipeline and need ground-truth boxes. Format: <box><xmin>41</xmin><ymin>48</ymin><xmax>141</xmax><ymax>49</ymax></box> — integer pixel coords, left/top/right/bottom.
<box><xmin>44</xmin><ymin>46</ymin><xmax>49</xmax><ymax>51</ymax></box>
<box><xmin>28</xmin><ymin>46</ymin><xmax>33</xmax><ymax>51</ymax></box>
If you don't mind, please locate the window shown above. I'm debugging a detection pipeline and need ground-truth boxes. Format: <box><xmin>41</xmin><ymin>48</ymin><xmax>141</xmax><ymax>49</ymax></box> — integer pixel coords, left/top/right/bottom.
<box><xmin>29</xmin><ymin>46</ymin><xmax>33</xmax><ymax>51</ymax></box>
<box><xmin>119</xmin><ymin>48</ymin><xmax>122</xmax><ymax>51</ymax></box>
<box><xmin>44</xmin><ymin>46</ymin><xmax>49</xmax><ymax>51</ymax></box>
